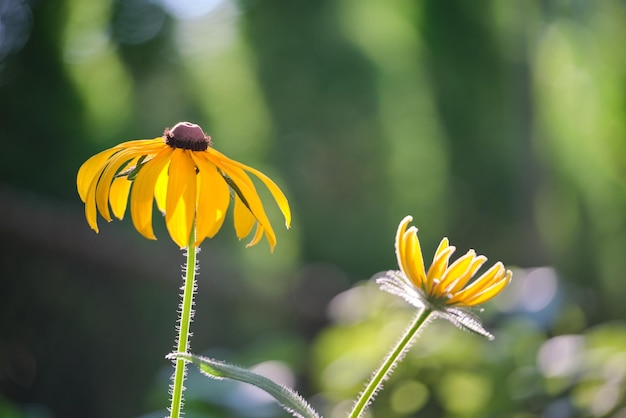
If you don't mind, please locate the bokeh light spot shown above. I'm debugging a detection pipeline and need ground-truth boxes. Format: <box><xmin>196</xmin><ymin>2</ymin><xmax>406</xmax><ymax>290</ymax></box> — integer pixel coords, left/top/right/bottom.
<box><xmin>437</xmin><ymin>372</ymin><xmax>491</xmax><ymax>414</ymax></box>
<box><xmin>521</xmin><ymin>267</ymin><xmax>558</xmax><ymax>312</ymax></box>
<box><xmin>537</xmin><ymin>335</ymin><xmax>585</xmax><ymax>378</ymax></box>
<box><xmin>390</xmin><ymin>380</ymin><xmax>429</xmax><ymax>414</ymax></box>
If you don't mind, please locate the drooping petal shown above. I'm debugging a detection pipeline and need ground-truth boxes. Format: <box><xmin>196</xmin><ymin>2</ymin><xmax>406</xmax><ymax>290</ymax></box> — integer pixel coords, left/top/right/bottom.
<box><xmin>95</xmin><ymin>148</ymin><xmax>146</xmax><ymax>222</ymax></box>
<box><xmin>154</xmin><ymin>162</ymin><xmax>170</xmax><ymax>214</ymax></box>
<box><xmin>206</xmin><ymin>152</ymin><xmax>277</xmax><ymax>250</ymax></box>
<box><xmin>130</xmin><ymin>147</ymin><xmax>173</xmax><ymax>240</ymax></box>
<box><xmin>77</xmin><ymin>139</ymin><xmax>165</xmax><ymax>205</ymax></box>
<box><xmin>233</xmin><ymin>194</ymin><xmax>256</xmax><ymax>240</ymax></box>
<box><xmin>246</xmin><ymin>223</ymin><xmax>265</xmax><ymax>248</ymax></box>
<box><xmin>84</xmin><ymin>170</ymin><xmax>104</xmax><ymax>232</ymax></box>
<box><xmin>192</xmin><ymin>153</ymin><xmax>230</xmax><ymax>245</ymax></box>
<box><xmin>109</xmin><ymin>176</ymin><xmax>133</xmax><ymax>219</ymax></box>
<box><xmin>165</xmin><ymin>149</ymin><xmax>197</xmax><ymax>249</ymax></box>
<box><xmin>210</xmin><ymin>148</ymin><xmax>291</xmax><ymax>228</ymax></box>
<box><xmin>77</xmin><ymin>147</ymin><xmax>119</xmax><ymax>202</ymax></box>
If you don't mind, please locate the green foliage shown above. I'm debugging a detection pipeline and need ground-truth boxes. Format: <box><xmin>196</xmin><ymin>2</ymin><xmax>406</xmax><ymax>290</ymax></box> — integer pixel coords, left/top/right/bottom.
<box><xmin>312</xmin><ymin>280</ymin><xmax>626</xmax><ymax>417</ymax></box>
<box><xmin>171</xmin><ymin>353</ymin><xmax>320</xmax><ymax>418</ymax></box>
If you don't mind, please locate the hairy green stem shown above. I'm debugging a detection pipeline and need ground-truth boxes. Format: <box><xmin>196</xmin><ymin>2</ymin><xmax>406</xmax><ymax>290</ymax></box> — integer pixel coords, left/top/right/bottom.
<box><xmin>348</xmin><ymin>307</ymin><xmax>433</xmax><ymax>418</ymax></box>
<box><xmin>169</xmin><ymin>226</ymin><xmax>197</xmax><ymax>418</ymax></box>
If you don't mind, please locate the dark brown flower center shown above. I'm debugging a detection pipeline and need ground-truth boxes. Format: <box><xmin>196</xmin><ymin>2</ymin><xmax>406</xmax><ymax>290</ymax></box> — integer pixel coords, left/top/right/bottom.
<box><xmin>164</xmin><ymin>122</ymin><xmax>212</xmax><ymax>151</ymax></box>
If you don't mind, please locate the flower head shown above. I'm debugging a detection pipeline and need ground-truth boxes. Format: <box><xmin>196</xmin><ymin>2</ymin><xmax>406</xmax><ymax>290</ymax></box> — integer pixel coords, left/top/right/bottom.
<box><xmin>77</xmin><ymin>122</ymin><xmax>291</xmax><ymax>250</ymax></box>
<box><xmin>377</xmin><ymin>216</ymin><xmax>512</xmax><ymax>339</ymax></box>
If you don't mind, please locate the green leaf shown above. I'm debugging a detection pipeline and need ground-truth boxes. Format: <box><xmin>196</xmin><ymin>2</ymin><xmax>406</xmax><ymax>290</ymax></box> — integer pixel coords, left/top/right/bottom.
<box><xmin>168</xmin><ymin>352</ymin><xmax>321</xmax><ymax>418</ymax></box>
<box><xmin>116</xmin><ymin>155</ymin><xmax>148</xmax><ymax>180</ymax></box>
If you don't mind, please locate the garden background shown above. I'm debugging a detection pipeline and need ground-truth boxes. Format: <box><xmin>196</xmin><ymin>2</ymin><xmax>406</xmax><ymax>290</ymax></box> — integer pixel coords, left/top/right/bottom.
<box><xmin>2</xmin><ymin>1</ymin><xmax>626</xmax><ymax>417</ymax></box>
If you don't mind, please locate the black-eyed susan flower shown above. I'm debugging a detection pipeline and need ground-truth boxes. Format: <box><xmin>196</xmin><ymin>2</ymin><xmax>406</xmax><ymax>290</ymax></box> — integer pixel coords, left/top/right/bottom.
<box><xmin>348</xmin><ymin>216</ymin><xmax>513</xmax><ymax>418</ymax></box>
<box><xmin>77</xmin><ymin>122</ymin><xmax>291</xmax><ymax>250</ymax></box>
<box><xmin>377</xmin><ymin>215</ymin><xmax>512</xmax><ymax>339</ymax></box>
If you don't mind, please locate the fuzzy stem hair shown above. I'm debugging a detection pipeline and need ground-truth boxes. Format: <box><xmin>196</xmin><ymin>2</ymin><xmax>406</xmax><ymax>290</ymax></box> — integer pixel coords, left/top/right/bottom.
<box><xmin>347</xmin><ymin>307</ymin><xmax>434</xmax><ymax>418</ymax></box>
<box><xmin>168</xmin><ymin>226</ymin><xmax>199</xmax><ymax>418</ymax></box>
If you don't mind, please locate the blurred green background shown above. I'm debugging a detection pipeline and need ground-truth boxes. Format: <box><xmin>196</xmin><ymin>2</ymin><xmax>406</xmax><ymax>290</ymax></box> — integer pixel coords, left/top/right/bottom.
<box><xmin>2</xmin><ymin>0</ymin><xmax>626</xmax><ymax>417</ymax></box>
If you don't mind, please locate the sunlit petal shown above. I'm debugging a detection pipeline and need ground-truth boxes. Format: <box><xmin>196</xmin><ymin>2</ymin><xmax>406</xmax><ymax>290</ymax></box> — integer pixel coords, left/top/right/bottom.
<box><xmin>395</xmin><ymin>216</ymin><xmax>412</xmax><ymax>282</ymax></box>
<box><xmin>165</xmin><ymin>149</ymin><xmax>197</xmax><ymax>249</ymax></box>
<box><xmin>95</xmin><ymin>148</ymin><xmax>145</xmax><ymax>222</ymax></box>
<box><xmin>115</xmin><ymin>137</ymin><xmax>165</xmax><ymax>149</ymax></box>
<box><xmin>383</xmin><ymin>216</ymin><xmax>511</xmax><ymax>314</ymax></box>
<box><xmin>206</xmin><ymin>152</ymin><xmax>277</xmax><ymax>250</ymax></box>
<box><xmin>437</xmin><ymin>250</ymin><xmax>476</xmax><ymax>293</ymax></box>
<box><xmin>446</xmin><ymin>255</ymin><xmax>487</xmax><ymax>295</ymax></box>
<box><xmin>427</xmin><ymin>243</ymin><xmax>455</xmax><ymax>282</ymax></box>
<box><xmin>403</xmin><ymin>227</ymin><xmax>427</xmax><ymax>289</ymax></box>
<box><xmin>77</xmin><ymin>124</ymin><xmax>290</xmax><ymax>250</ymax></box>
<box><xmin>130</xmin><ymin>147</ymin><xmax>173</xmax><ymax>240</ymax></box>
<box><xmin>210</xmin><ymin>148</ymin><xmax>291</xmax><ymax>228</ymax></box>
<box><xmin>439</xmin><ymin>250</ymin><xmax>475</xmax><ymax>284</ymax></box>
<box><xmin>463</xmin><ymin>270</ymin><xmax>512</xmax><ymax>306</ymax></box>
<box><xmin>234</xmin><ymin>194</ymin><xmax>256</xmax><ymax>240</ymax></box>
<box><xmin>447</xmin><ymin>263</ymin><xmax>505</xmax><ymax>304</ymax></box>
<box><xmin>192</xmin><ymin>153</ymin><xmax>230</xmax><ymax>245</ymax></box>
<box><xmin>401</xmin><ymin>229</ymin><xmax>419</xmax><ymax>285</ymax></box>
<box><xmin>432</xmin><ymin>237</ymin><xmax>449</xmax><ymax>265</ymax></box>
<box><xmin>77</xmin><ymin>147</ymin><xmax>119</xmax><ymax>202</ymax></box>
<box><xmin>246</xmin><ymin>224</ymin><xmax>265</xmax><ymax>248</ymax></box>
<box><xmin>84</xmin><ymin>172</ymin><xmax>103</xmax><ymax>232</ymax></box>
<box><xmin>109</xmin><ymin>176</ymin><xmax>133</xmax><ymax>219</ymax></box>
<box><xmin>154</xmin><ymin>162</ymin><xmax>170</xmax><ymax>214</ymax></box>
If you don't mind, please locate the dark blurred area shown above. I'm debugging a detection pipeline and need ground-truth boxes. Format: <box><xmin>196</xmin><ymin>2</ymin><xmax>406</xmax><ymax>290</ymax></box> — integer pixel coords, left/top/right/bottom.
<box><xmin>2</xmin><ymin>0</ymin><xmax>626</xmax><ymax>417</ymax></box>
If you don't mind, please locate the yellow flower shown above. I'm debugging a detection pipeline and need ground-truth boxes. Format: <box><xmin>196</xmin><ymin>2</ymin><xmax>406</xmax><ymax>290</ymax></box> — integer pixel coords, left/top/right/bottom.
<box><xmin>77</xmin><ymin>122</ymin><xmax>291</xmax><ymax>250</ymax></box>
<box><xmin>378</xmin><ymin>215</ymin><xmax>512</xmax><ymax>338</ymax></box>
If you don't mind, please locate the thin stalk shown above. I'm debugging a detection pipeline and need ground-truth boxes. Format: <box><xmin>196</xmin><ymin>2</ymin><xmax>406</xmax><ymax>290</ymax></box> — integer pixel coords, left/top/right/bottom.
<box><xmin>169</xmin><ymin>226</ymin><xmax>198</xmax><ymax>418</ymax></box>
<box><xmin>348</xmin><ymin>307</ymin><xmax>433</xmax><ymax>418</ymax></box>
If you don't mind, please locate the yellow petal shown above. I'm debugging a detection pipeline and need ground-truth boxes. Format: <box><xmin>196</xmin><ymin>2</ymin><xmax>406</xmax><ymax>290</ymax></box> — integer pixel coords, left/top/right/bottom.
<box><xmin>77</xmin><ymin>139</ymin><xmax>165</xmax><ymax>203</ymax></box>
<box><xmin>206</xmin><ymin>152</ymin><xmax>277</xmax><ymax>250</ymax></box>
<box><xmin>109</xmin><ymin>176</ymin><xmax>133</xmax><ymax>219</ymax></box>
<box><xmin>438</xmin><ymin>250</ymin><xmax>476</xmax><ymax>292</ymax></box>
<box><xmin>84</xmin><ymin>172</ymin><xmax>103</xmax><ymax>232</ymax></box>
<box><xmin>165</xmin><ymin>149</ymin><xmax>197</xmax><ymax>248</ymax></box>
<box><xmin>114</xmin><ymin>137</ymin><xmax>166</xmax><ymax>149</ymax></box>
<box><xmin>246</xmin><ymin>223</ymin><xmax>265</xmax><ymax>248</ymax></box>
<box><xmin>210</xmin><ymin>148</ymin><xmax>291</xmax><ymax>228</ymax></box>
<box><xmin>403</xmin><ymin>227</ymin><xmax>427</xmax><ymax>290</ymax></box>
<box><xmin>77</xmin><ymin>147</ymin><xmax>119</xmax><ymax>202</ymax></box>
<box><xmin>446</xmin><ymin>255</ymin><xmax>487</xmax><ymax>295</ymax></box>
<box><xmin>130</xmin><ymin>147</ymin><xmax>173</xmax><ymax>240</ymax></box>
<box><xmin>154</xmin><ymin>162</ymin><xmax>170</xmax><ymax>214</ymax></box>
<box><xmin>95</xmin><ymin>148</ymin><xmax>145</xmax><ymax>222</ymax></box>
<box><xmin>395</xmin><ymin>216</ymin><xmax>412</xmax><ymax>280</ymax></box>
<box><xmin>427</xmin><ymin>240</ymin><xmax>455</xmax><ymax>282</ymax></box>
<box><xmin>192</xmin><ymin>153</ymin><xmax>230</xmax><ymax>244</ymax></box>
<box><xmin>234</xmin><ymin>194</ymin><xmax>256</xmax><ymax>240</ymax></box>
<box><xmin>432</xmin><ymin>237</ymin><xmax>449</xmax><ymax>263</ymax></box>
<box><xmin>463</xmin><ymin>270</ymin><xmax>512</xmax><ymax>306</ymax></box>
<box><xmin>447</xmin><ymin>262</ymin><xmax>505</xmax><ymax>305</ymax></box>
